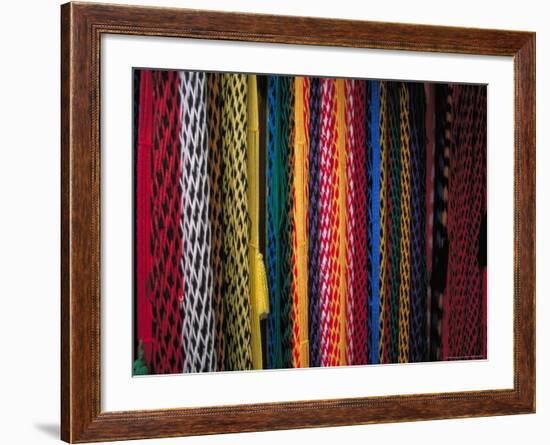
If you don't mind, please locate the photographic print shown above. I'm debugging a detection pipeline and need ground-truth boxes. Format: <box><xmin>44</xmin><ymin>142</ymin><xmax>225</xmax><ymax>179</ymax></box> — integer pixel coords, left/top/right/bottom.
<box><xmin>133</xmin><ymin>69</ymin><xmax>487</xmax><ymax>375</ymax></box>
<box><xmin>61</xmin><ymin>5</ymin><xmax>535</xmax><ymax>440</ymax></box>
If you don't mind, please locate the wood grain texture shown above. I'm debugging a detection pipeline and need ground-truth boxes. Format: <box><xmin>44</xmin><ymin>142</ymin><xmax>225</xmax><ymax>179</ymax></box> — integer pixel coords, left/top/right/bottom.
<box><xmin>60</xmin><ymin>2</ymin><xmax>536</xmax><ymax>442</ymax></box>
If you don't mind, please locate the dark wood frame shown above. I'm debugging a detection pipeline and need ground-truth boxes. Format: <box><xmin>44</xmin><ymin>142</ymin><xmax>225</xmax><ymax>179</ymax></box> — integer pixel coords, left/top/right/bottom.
<box><xmin>61</xmin><ymin>1</ymin><xmax>536</xmax><ymax>442</ymax></box>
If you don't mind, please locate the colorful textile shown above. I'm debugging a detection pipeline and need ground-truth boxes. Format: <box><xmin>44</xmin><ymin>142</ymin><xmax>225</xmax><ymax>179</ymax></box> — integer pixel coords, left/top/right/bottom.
<box><xmin>266</xmin><ymin>76</ymin><xmax>283</xmax><ymax>369</ymax></box>
<box><xmin>221</xmin><ymin>73</ymin><xmax>253</xmax><ymax>371</ymax></box>
<box><xmin>150</xmin><ymin>70</ymin><xmax>184</xmax><ymax>374</ymax></box>
<box><xmin>179</xmin><ymin>71</ymin><xmax>216</xmax><ymax>372</ymax></box>
<box><xmin>247</xmin><ymin>74</ymin><xmax>270</xmax><ymax>370</ymax></box>
<box><xmin>206</xmin><ymin>73</ymin><xmax>226</xmax><ymax>370</ymax></box>
<box><xmin>307</xmin><ymin>78</ymin><xmax>322</xmax><ymax>367</ymax></box>
<box><xmin>369</xmin><ymin>80</ymin><xmax>381</xmax><ymax>365</ymax></box>
<box><xmin>319</xmin><ymin>78</ymin><xmax>343</xmax><ymax>367</ymax></box>
<box><xmin>345</xmin><ymin>79</ymin><xmax>368</xmax><ymax>366</ymax></box>
<box><xmin>336</xmin><ymin>79</ymin><xmax>348</xmax><ymax>365</ymax></box>
<box><xmin>386</xmin><ymin>82</ymin><xmax>402</xmax><ymax>364</ymax></box>
<box><xmin>280</xmin><ymin>76</ymin><xmax>295</xmax><ymax>368</ymax></box>
<box><xmin>134</xmin><ymin>72</ymin><xmax>487</xmax><ymax>373</ymax></box>
<box><xmin>291</xmin><ymin>76</ymin><xmax>310</xmax><ymax>368</ymax></box>
<box><xmin>442</xmin><ymin>85</ymin><xmax>487</xmax><ymax>360</ymax></box>
<box><xmin>397</xmin><ymin>82</ymin><xmax>412</xmax><ymax>364</ymax></box>
<box><xmin>377</xmin><ymin>81</ymin><xmax>390</xmax><ymax>364</ymax></box>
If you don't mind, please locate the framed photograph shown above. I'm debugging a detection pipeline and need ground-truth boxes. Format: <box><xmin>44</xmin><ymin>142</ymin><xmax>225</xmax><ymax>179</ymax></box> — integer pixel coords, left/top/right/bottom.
<box><xmin>61</xmin><ymin>1</ymin><xmax>535</xmax><ymax>442</ymax></box>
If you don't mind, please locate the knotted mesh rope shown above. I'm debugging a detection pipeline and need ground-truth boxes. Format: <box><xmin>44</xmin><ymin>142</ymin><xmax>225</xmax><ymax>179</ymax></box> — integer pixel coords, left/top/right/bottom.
<box><xmin>280</xmin><ymin>76</ymin><xmax>295</xmax><ymax>369</ymax></box>
<box><xmin>291</xmin><ymin>76</ymin><xmax>310</xmax><ymax>368</ymax></box>
<box><xmin>179</xmin><ymin>71</ymin><xmax>217</xmax><ymax>372</ymax></box>
<box><xmin>344</xmin><ymin>80</ymin><xmax>369</xmax><ymax>365</ymax></box>
<box><xmin>266</xmin><ymin>76</ymin><xmax>283</xmax><ymax>369</ymax></box>
<box><xmin>443</xmin><ymin>85</ymin><xmax>486</xmax><ymax>360</ymax></box>
<box><xmin>319</xmin><ymin>78</ymin><xmax>342</xmax><ymax>367</ymax></box>
<box><xmin>386</xmin><ymin>83</ymin><xmax>402</xmax><ymax>364</ymax></box>
<box><xmin>206</xmin><ymin>73</ymin><xmax>225</xmax><ymax>370</ymax></box>
<box><xmin>150</xmin><ymin>70</ymin><xmax>184</xmax><ymax>374</ymax></box>
<box><xmin>221</xmin><ymin>73</ymin><xmax>253</xmax><ymax>371</ymax></box>
<box><xmin>397</xmin><ymin>83</ymin><xmax>412</xmax><ymax>364</ymax></box>
<box><xmin>307</xmin><ymin>77</ymin><xmax>322</xmax><ymax>367</ymax></box>
<box><xmin>377</xmin><ymin>81</ymin><xmax>390</xmax><ymax>365</ymax></box>
<box><xmin>364</xmin><ymin>81</ymin><xmax>374</xmax><ymax>365</ymax></box>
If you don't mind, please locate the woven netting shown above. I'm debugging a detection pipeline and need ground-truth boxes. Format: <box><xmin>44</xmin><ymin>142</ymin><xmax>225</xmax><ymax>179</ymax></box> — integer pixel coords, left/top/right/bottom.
<box><xmin>319</xmin><ymin>78</ymin><xmax>343</xmax><ymax>366</ymax></box>
<box><xmin>150</xmin><ymin>70</ymin><xmax>184</xmax><ymax>374</ymax></box>
<box><xmin>344</xmin><ymin>79</ymin><xmax>369</xmax><ymax>366</ymax></box>
<box><xmin>443</xmin><ymin>85</ymin><xmax>486</xmax><ymax>360</ymax></box>
<box><xmin>221</xmin><ymin>73</ymin><xmax>253</xmax><ymax>371</ymax></box>
<box><xmin>307</xmin><ymin>78</ymin><xmax>322</xmax><ymax>367</ymax></box>
<box><xmin>206</xmin><ymin>73</ymin><xmax>226</xmax><ymax>370</ymax></box>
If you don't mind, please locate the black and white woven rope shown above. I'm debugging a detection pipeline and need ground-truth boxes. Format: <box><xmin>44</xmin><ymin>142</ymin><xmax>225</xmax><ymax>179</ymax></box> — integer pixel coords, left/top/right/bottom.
<box><xmin>178</xmin><ymin>71</ymin><xmax>217</xmax><ymax>372</ymax></box>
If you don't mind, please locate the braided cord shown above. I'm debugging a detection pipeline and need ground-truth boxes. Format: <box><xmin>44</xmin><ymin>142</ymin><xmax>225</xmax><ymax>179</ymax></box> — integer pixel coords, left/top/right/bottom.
<box><xmin>385</xmin><ymin>83</ymin><xmax>402</xmax><ymax>363</ymax></box>
<box><xmin>336</xmin><ymin>79</ymin><xmax>348</xmax><ymax>365</ymax></box>
<box><xmin>307</xmin><ymin>78</ymin><xmax>322</xmax><ymax>367</ymax></box>
<box><xmin>378</xmin><ymin>81</ymin><xmax>391</xmax><ymax>363</ymax></box>
<box><xmin>377</xmin><ymin>81</ymin><xmax>390</xmax><ymax>364</ymax></box>
<box><xmin>364</xmin><ymin>81</ymin><xmax>374</xmax><ymax>364</ymax></box>
<box><xmin>355</xmin><ymin>80</ymin><xmax>369</xmax><ymax>365</ymax></box>
<box><xmin>319</xmin><ymin>78</ymin><xmax>342</xmax><ymax>366</ymax></box>
<box><xmin>221</xmin><ymin>73</ymin><xmax>253</xmax><ymax>371</ymax></box>
<box><xmin>475</xmin><ymin>86</ymin><xmax>487</xmax><ymax>360</ymax></box>
<box><xmin>140</xmin><ymin>73</ymin><xmax>486</xmax><ymax>371</ymax></box>
<box><xmin>344</xmin><ymin>80</ymin><xmax>369</xmax><ymax>365</ymax></box>
<box><xmin>444</xmin><ymin>85</ymin><xmax>468</xmax><ymax>359</ymax></box>
<box><xmin>279</xmin><ymin>76</ymin><xmax>295</xmax><ymax>368</ymax></box>
<box><xmin>443</xmin><ymin>85</ymin><xmax>467</xmax><ymax>359</ymax></box>
<box><xmin>344</xmin><ymin>80</ymin><xmax>356</xmax><ymax>363</ymax></box>
<box><xmin>409</xmin><ymin>83</ymin><xmax>427</xmax><ymax>363</ymax></box>
<box><xmin>397</xmin><ymin>83</ymin><xmax>411</xmax><ymax>363</ymax></box>
<box><xmin>266</xmin><ymin>76</ymin><xmax>283</xmax><ymax>369</ymax></box>
<box><xmin>150</xmin><ymin>70</ymin><xmax>184</xmax><ymax>374</ymax></box>
<box><xmin>462</xmin><ymin>85</ymin><xmax>485</xmax><ymax>360</ymax></box>
<box><xmin>291</xmin><ymin>76</ymin><xmax>310</xmax><ymax>368</ymax></box>
<box><xmin>179</xmin><ymin>71</ymin><xmax>216</xmax><ymax>372</ymax></box>
<box><xmin>206</xmin><ymin>73</ymin><xmax>225</xmax><ymax>370</ymax></box>
<box><xmin>444</xmin><ymin>85</ymin><xmax>486</xmax><ymax>360</ymax></box>
<box><xmin>368</xmin><ymin>81</ymin><xmax>380</xmax><ymax>364</ymax></box>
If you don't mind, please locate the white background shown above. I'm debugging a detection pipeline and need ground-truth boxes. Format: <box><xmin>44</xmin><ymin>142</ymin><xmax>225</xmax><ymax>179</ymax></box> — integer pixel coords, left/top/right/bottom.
<box><xmin>0</xmin><ymin>0</ymin><xmax>545</xmax><ymax>444</ymax></box>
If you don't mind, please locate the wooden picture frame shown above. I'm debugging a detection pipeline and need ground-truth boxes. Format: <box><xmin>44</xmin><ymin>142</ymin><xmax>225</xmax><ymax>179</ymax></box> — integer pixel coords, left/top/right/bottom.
<box><xmin>61</xmin><ymin>1</ymin><xmax>536</xmax><ymax>442</ymax></box>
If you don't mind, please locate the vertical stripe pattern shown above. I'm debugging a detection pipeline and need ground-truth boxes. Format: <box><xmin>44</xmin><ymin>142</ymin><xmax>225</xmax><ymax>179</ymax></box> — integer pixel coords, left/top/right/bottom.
<box><xmin>134</xmin><ymin>72</ymin><xmax>487</xmax><ymax>373</ymax></box>
<box><xmin>221</xmin><ymin>73</ymin><xmax>253</xmax><ymax>371</ymax></box>
<box><xmin>179</xmin><ymin>71</ymin><xmax>216</xmax><ymax>372</ymax></box>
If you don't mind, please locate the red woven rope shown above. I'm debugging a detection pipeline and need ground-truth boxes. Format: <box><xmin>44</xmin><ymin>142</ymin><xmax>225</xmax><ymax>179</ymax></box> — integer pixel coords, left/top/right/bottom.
<box><xmin>150</xmin><ymin>70</ymin><xmax>185</xmax><ymax>374</ymax></box>
<box><xmin>345</xmin><ymin>80</ymin><xmax>369</xmax><ymax>365</ymax></box>
<box><xmin>319</xmin><ymin>78</ymin><xmax>342</xmax><ymax>366</ymax></box>
<box><xmin>443</xmin><ymin>85</ymin><xmax>486</xmax><ymax>360</ymax></box>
